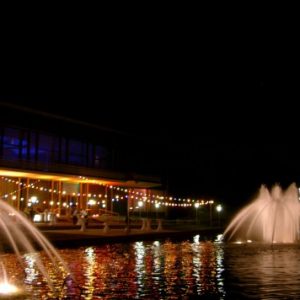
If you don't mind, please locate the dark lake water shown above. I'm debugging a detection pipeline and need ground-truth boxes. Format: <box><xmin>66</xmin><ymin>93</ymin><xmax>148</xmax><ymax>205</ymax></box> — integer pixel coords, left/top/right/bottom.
<box><xmin>3</xmin><ymin>235</ymin><xmax>300</xmax><ymax>299</ymax></box>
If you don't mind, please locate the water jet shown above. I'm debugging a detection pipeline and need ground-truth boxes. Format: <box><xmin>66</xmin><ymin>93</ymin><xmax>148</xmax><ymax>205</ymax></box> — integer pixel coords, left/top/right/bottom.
<box><xmin>0</xmin><ymin>199</ymin><xmax>75</xmax><ymax>298</ymax></box>
<box><xmin>223</xmin><ymin>183</ymin><xmax>300</xmax><ymax>243</ymax></box>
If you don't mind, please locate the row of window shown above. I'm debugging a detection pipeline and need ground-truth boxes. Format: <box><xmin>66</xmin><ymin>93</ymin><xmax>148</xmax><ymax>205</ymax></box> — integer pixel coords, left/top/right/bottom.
<box><xmin>0</xmin><ymin>127</ymin><xmax>110</xmax><ymax>168</ymax></box>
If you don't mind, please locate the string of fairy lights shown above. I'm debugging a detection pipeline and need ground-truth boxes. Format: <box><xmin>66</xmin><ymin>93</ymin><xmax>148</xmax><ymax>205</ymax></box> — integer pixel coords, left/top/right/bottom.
<box><xmin>0</xmin><ymin>176</ymin><xmax>215</xmax><ymax>208</ymax></box>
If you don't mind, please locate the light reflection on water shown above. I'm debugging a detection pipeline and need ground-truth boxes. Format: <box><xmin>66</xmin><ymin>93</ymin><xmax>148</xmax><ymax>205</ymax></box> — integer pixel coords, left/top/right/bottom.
<box><xmin>224</xmin><ymin>243</ymin><xmax>300</xmax><ymax>299</ymax></box>
<box><xmin>4</xmin><ymin>237</ymin><xmax>300</xmax><ymax>299</ymax></box>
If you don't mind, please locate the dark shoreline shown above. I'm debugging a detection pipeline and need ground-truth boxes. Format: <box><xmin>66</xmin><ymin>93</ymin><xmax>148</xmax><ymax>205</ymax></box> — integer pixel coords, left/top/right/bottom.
<box><xmin>42</xmin><ymin>227</ymin><xmax>223</xmax><ymax>248</ymax></box>
<box><xmin>0</xmin><ymin>225</ymin><xmax>224</xmax><ymax>252</ymax></box>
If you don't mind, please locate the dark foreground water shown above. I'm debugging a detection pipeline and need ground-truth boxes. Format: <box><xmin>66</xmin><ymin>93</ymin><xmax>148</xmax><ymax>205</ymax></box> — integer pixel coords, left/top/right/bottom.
<box><xmin>3</xmin><ymin>235</ymin><xmax>300</xmax><ymax>299</ymax></box>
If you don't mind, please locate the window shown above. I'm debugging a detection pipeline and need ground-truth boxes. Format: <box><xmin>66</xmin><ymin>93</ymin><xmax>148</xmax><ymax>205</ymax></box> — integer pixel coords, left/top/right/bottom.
<box><xmin>3</xmin><ymin>128</ymin><xmax>21</xmax><ymax>160</ymax></box>
<box><xmin>68</xmin><ymin>139</ymin><xmax>86</xmax><ymax>165</ymax></box>
<box><xmin>95</xmin><ymin>145</ymin><xmax>108</xmax><ymax>168</ymax></box>
<box><xmin>38</xmin><ymin>134</ymin><xmax>54</xmax><ymax>162</ymax></box>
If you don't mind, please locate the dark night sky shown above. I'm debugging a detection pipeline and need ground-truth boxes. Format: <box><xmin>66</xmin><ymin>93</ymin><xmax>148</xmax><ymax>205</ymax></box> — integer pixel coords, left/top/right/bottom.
<box><xmin>1</xmin><ymin>69</ymin><xmax>299</xmax><ymax>211</ymax></box>
<box><xmin>1</xmin><ymin>18</ymin><xmax>299</xmax><ymax>212</ymax></box>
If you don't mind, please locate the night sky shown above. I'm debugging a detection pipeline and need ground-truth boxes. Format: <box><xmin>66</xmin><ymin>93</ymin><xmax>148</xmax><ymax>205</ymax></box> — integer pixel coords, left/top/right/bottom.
<box><xmin>1</xmin><ymin>23</ymin><xmax>299</xmax><ymax>213</ymax></box>
<box><xmin>1</xmin><ymin>71</ymin><xmax>299</xmax><ymax>212</ymax></box>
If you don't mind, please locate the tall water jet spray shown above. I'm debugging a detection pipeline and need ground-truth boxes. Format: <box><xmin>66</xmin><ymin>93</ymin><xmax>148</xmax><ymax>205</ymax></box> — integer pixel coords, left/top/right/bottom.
<box><xmin>223</xmin><ymin>183</ymin><xmax>300</xmax><ymax>243</ymax></box>
<box><xmin>0</xmin><ymin>199</ymin><xmax>74</xmax><ymax>298</ymax></box>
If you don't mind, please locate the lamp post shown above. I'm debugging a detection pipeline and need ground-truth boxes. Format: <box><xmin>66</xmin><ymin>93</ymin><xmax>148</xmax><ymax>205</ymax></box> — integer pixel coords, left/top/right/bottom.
<box><xmin>209</xmin><ymin>200</ymin><xmax>214</xmax><ymax>227</ymax></box>
<box><xmin>155</xmin><ymin>202</ymin><xmax>160</xmax><ymax>220</ymax></box>
<box><xmin>138</xmin><ymin>200</ymin><xmax>143</xmax><ymax>218</ymax></box>
<box><xmin>111</xmin><ymin>198</ymin><xmax>115</xmax><ymax>214</ymax></box>
<box><xmin>194</xmin><ymin>202</ymin><xmax>200</xmax><ymax>224</ymax></box>
<box><xmin>216</xmin><ymin>204</ymin><xmax>222</xmax><ymax>227</ymax></box>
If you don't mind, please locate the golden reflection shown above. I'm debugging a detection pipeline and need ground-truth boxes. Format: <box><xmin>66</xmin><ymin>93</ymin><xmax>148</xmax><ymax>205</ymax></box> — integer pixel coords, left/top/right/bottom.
<box><xmin>22</xmin><ymin>251</ymin><xmax>67</xmax><ymax>298</ymax></box>
<box><xmin>149</xmin><ymin>240</ymin><xmax>164</xmax><ymax>298</ymax></box>
<box><xmin>134</xmin><ymin>241</ymin><xmax>145</xmax><ymax>287</ymax></box>
<box><xmin>215</xmin><ymin>243</ymin><xmax>225</xmax><ymax>297</ymax></box>
<box><xmin>152</xmin><ymin>240</ymin><xmax>162</xmax><ymax>274</ymax></box>
<box><xmin>1</xmin><ymin>238</ymin><xmax>227</xmax><ymax>298</ymax></box>
<box><xmin>83</xmin><ymin>247</ymin><xmax>96</xmax><ymax>299</ymax></box>
<box><xmin>23</xmin><ymin>253</ymin><xmax>40</xmax><ymax>285</ymax></box>
<box><xmin>192</xmin><ymin>235</ymin><xmax>201</xmax><ymax>294</ymax></box>
<box><xmin>200</xmin><ymin>242</ymin><xmax>218</xmax><ymax>294</ymax></box>
<box><xmin>181</xmin><ymin>241</ymin><xmax>194</xmax><ymax>296</ymax></box>
<box><xmin>163</xmin><ymin>240</ymin><xmax>179</xmax><ymax>297</ymax></box>
<box><xmin>193</xmin><ymin>234</ymin><xmax>200</xmax><ymax>244</ymax></box>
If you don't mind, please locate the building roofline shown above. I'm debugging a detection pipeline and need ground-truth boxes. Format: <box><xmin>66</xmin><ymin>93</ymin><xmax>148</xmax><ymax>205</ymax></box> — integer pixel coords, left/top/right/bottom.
<box><xmin>0</xmin><ymin>101</ymin><xmax>133</xmax><ymax>137</ymax></box>
<box><xmin>0</xmin><ymin>165</ymin><xmax>162</xmax><ymax>189</ymax></box>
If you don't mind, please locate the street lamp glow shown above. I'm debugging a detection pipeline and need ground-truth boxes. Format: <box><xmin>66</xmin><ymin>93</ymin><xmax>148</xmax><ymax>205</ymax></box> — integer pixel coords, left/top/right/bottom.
<box><xmin>30</xmin><ymin>196</ymin><xmax>38</xmax><ymax>204</ymax></box>
<box><xmin>138</xmin><ymin>200</ymin><xmax>144</xmax><ymax>207</ymax></box>
<box><xmin>216</xmin><ymin>204</ymin><xmax>222</xmax><ymax>212</ymax></box>
<box><xmin>216</xmin><ymin>204</ymin><xmax>222</xmax><ymax>226</ymax></box>
<box><xmin>194</xmin><ymin>202</ymin><xmax>200</xmax><ymax>224</ymax></box>
<box><xmin>87</xmin><ymin>199</ymin><xmax>96</xmax><ymax>206</ymax></box>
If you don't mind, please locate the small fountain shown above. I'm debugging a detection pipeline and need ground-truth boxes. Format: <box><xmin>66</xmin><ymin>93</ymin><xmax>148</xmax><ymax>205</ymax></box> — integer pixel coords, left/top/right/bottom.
<box><xmin>223</xmin><ymin>183</ymin><xmax>300</xmax><ymax>243</ymax></box>
<box><xmin>0</xmin><ymin>199</ymin><xmax>76</xmax><ymax>299</ymax></box>
<box><xmin>0</xmin><ymin>261</ymin><xmax>20</xmax><ymax>298</ymax></box>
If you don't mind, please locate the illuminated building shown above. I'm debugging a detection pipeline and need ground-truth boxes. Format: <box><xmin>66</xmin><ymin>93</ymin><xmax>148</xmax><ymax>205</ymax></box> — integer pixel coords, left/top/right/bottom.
<box><xmin>0</xmin><ymin>101</ymin><xmax>162</xmax><ymax>219</ymax></box>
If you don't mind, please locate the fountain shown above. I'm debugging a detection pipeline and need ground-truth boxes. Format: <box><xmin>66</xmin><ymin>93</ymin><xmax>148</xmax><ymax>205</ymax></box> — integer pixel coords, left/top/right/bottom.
<box><xmin>0</xmin><ymin>199</ymin><xmax>76</xmax><ymax>299</ymax></box>
<box><xmin>223</xmin><ymin>183</ymin><xmax>300</xmax><ymax>243</ymax></box>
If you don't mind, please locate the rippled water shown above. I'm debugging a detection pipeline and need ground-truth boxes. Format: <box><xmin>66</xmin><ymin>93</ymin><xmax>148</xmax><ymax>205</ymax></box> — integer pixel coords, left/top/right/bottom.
<box><xmin>3</xmin><ymin>236</ymin><xmax>300</xmax><ymax>299</ymax></box>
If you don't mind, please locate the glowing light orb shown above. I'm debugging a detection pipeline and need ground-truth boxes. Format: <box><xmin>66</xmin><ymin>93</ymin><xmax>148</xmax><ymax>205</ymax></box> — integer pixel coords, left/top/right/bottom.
<box><xmin>0</xmin><ymin>282</ymin><xmax>19</xmax><ymax>295</ymax></box>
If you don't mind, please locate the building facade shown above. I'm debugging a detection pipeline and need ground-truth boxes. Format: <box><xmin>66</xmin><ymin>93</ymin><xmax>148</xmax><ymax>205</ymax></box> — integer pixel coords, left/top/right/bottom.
<box><xmin>0</xmin><ymin>101</ymin><xmax>163</xmax><ymax>221</ymax></box>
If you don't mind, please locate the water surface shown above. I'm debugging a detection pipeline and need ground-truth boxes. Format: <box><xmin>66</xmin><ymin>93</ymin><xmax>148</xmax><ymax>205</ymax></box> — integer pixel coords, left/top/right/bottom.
<box><xmin>3</xmin><ymin>236</ymin><xmax>300</xmax><ymax>299</ymax></box>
